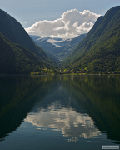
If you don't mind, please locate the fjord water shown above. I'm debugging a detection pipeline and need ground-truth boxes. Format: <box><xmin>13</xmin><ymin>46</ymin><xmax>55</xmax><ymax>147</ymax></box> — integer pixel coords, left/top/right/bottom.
<box><xmin>0</xmin><ymin>75</ymin><xmax>120</xmax><ymax>150</ymax></box>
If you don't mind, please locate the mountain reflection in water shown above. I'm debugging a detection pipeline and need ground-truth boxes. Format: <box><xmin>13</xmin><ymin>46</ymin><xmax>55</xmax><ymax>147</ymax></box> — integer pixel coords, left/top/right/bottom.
<box><xmin>0</xmin><ymin>75</ymin><xmax>120</xmax><ymax>150</ymax></box>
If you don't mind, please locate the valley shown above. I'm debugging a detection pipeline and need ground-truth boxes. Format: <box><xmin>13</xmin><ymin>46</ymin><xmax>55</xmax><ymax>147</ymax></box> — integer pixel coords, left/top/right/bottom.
<box><xmin>0</xmin><ymin>2</ymin><xmax>120</xmax><ymax>150</ymax></box>
<box><xmin>0</xmin><ymin>6</ymin><xmax>120</xmax><ymax>75</ymax></box>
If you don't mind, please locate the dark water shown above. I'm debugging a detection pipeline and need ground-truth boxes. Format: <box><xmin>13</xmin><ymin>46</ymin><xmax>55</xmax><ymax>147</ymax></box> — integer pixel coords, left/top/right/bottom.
<box><xmin>0</xmin><ymin>75</ymin><xmax>120</xmax><ymax>150</ymax></box>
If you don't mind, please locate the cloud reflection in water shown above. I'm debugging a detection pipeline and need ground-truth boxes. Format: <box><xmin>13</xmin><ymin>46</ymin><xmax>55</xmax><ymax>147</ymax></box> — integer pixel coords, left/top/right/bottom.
<box><xmin>25</xmin><ymin>104</ymin><xmax>101</xmax><ymax>142</ymax></box>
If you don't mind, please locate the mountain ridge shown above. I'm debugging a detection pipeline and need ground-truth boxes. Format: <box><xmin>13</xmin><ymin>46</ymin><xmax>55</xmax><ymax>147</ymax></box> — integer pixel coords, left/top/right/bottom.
<box><xmin>0</xmin><ymin>32</ymin><xmax>49</xmax><ymax>74</ymax></box>
<box><xmin>0</xmin><ymin>6</ymin><xmax>120</xmax><ymax>74</ymax></box>
<box><xmin>31</xmin><ymin>34</ymin><xmax>86</xmax><ymax>62</ymax></box>
<box><xmin>64</xmin><ymin>6</ymin><xmax>120</xmax><ymax>73</ymax></box>
<box><xmin>0</xmin><ymin>9</ymin><xmax>54</xmax><ymax>74</ymax></box>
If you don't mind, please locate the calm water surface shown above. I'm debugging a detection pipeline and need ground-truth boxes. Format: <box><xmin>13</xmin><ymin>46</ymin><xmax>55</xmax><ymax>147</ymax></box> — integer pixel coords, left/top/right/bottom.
<box><xmin>0</xmin><ymin>75</ymin><xmax>120</xmax><ymax>150</ymax></box>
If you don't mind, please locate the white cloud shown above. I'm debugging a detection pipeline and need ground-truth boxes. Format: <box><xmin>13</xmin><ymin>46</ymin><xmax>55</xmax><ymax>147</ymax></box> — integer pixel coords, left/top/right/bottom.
<box><xmin>25</xmin><ymin>9</ymin><xmax>101</xmax><ymax>39</ymax></box>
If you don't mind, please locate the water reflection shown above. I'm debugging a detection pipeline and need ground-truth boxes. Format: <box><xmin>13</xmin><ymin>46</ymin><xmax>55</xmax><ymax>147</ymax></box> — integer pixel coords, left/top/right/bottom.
<box><xmin>0</xmin><ymin>75</ymin><xmax>120</xmax><ymax>147</ymax></box>
<box><xmin>0</xmin><ymin>76</ymin><xmax>52</xmax><ymax>140</ymax></box>
<box><xmin>25</xmin><ymin>105</ymin><xmax>100</xmax><ymax>142</ymax></box>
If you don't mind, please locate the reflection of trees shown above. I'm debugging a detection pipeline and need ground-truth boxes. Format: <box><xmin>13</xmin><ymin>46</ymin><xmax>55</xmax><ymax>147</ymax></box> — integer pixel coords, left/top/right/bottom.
<box><xmin>0</xmin><ymin>76</ymin><xmax>53</xmax><ymax>141</ymax></box>
<box><xmin>0</xmin><ymin>75</ymin><xmax>120</xmax><ymax>144</ymax></box>
<box><xmin>65</xmin><ymin>76</ymin><xmax>120</xmax><ymax>143</ymax></box>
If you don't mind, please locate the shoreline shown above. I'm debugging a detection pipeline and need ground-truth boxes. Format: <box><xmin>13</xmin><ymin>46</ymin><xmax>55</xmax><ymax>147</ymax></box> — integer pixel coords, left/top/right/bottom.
<box><xmin>0</xmin><ymin>73</ymin><xmax>120</xmax><ymax>77</ymax></box>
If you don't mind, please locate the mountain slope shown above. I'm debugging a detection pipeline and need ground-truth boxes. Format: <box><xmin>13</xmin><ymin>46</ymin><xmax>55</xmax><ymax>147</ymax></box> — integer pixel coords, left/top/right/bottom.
<box><xmin>31</xmin><ymin>34</ymin><xmax>86</xmax><ymax>62</ymax></box>
<box><xmin>66</xmin><ymin>6</ymin><xmax>120</xmax><ymax>73</ymax></box>
<box><xmin>0</xmin><ymin>9</ymin><xmax>54</xmax><ymax>74</ymax></box>
<box><xmin>0</xmin><ymin>32</ymin><xmax>49</xmax><ymax>74</ymax></box>
<box><xmin>0</xmin><ymin>9</ymin><xmax>48</xmax><ymax>58</ymax></box>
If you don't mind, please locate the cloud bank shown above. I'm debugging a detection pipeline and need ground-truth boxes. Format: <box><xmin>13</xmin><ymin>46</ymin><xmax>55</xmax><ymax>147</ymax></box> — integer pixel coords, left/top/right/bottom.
<box><xmin>25</xmin><ymin>9</ymin><xmax>100</xmax><ymax>39</ymax></box>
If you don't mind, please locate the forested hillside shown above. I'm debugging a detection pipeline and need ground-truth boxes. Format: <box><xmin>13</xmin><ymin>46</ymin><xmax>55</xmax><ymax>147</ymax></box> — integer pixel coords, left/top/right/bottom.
<box><xmin>65</xmin><ymin>6</ymin><xmax>120</xmax><ymax>73</ymax></box>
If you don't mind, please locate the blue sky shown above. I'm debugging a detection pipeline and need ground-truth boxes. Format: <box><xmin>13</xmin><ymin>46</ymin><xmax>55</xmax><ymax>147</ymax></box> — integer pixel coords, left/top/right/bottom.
<box><xmin>0</xmin><ymin>0</ymin><xmax>120</xmax><ymax>27</ymax></box>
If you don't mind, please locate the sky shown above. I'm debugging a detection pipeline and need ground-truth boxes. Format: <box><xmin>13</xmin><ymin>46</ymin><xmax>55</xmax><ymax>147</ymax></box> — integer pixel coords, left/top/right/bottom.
<box><xmin>26</xmin><ymin>9</ymin><xmax>101</xmax><ymax>39</ymax></box>
<box><xmin>0</xmin><ymin>0</ymin><xmax>120</xmax><ymax>28</ymax></box>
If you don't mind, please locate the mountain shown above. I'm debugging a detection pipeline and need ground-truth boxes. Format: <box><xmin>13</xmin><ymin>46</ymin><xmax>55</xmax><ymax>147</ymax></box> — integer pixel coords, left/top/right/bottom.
<box><xmin>0</xmin><ymin>32</ymin><xmax>51</xmax><ymax>74</ymax></box>
<box><xmin>0</xmin><ymin>9</ymin><xmax>53</xmax><ymax>74</ymax></box>
<box><xmin>31</xmin><ymin>34</ymin><xmax>86</xmax><ymax>62</ymax></box>
<box><xmin>0</xmin><ymin>9</ymin><xmax>43</xmax><ymax>55</ymax></box>
<box><xmin>65</xmin><ymin>6</ymin><xmax>120</xmax><ymax>73</ymax></box>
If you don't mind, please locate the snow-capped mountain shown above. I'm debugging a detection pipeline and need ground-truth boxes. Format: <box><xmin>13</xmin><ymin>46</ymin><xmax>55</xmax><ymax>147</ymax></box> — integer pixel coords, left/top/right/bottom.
<box><xmin>31</xmin><ymin>34</ymin><xmax>86</xmax><ymax>61</ymax></box>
